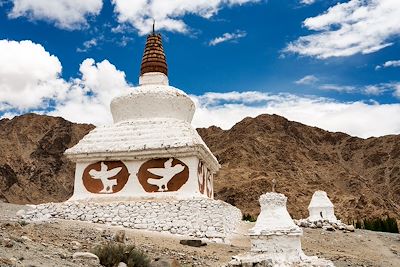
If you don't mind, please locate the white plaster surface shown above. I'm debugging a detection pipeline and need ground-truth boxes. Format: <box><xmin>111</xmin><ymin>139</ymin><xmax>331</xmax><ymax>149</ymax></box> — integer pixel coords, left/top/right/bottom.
<box><xmin>139</xmin><ymin>72</ymin><xmax>169</xmax><ymax>86</ymax></box>
<box><xmin>229</xmin><ymin>192</ymin><xmax>334</xmax><ymax>267</ymax></box>
<box><xmin>308</xmin><ymin>191</ymin><xmax>337</xmax><ymax>223</ymax></box>
<box><xmin>70</xmin><ymin>157</ymin><xmax>214</xmax><ymax>201</ymax></box>
<box><xmin>250</xmin><ymin>193</ymin><xmax>301</xmax><ymax>236</ymax></box>
<box><xmin>21</xmin><ymin>198</ymin><xmax>242</xmax><ymax>243</ymax></box>
<box><xmin>65</xmin><ymin>118</ymin><xmax>219</xmax><ymax>172</ymax></box>
<box><xmin>110</xmin><ymin>84</ymin><xmax>195</xmax><ymax>123</ymax></box>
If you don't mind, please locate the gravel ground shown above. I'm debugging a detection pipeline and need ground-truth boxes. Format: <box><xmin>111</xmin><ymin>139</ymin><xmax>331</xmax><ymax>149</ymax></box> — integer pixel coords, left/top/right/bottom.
<box><xmin>0</xmin><ymin>202</ymin><xmax>399</xmax><ymax>267</ymax></box>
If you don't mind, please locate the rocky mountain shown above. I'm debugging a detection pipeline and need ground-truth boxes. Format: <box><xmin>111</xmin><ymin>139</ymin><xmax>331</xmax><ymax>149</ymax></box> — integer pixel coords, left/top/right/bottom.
<box><xmin>0</xmin><ymin>113</ymin><xmax>399</xmax><ymax>222</ymax></box>
<box><xmin>0</xmin><ymin>114</ymin><xmax>94</xmax><ymax>204</ymax></box>
<box><xmin>199</xmin><ymin>115</ymin><xmax>400</xmax><ymax>221</ymax></box>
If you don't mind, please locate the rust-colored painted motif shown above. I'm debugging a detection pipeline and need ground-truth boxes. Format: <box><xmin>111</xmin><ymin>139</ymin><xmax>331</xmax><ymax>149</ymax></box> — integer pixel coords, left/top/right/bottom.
<box><xmin>206</xmin><ymin>172</ymin><xmax>213</xmax><ymax>198</ymax></box>
<box><xmin>138</xmin><ymin>158</ymin><xmax>188</xmax><ymax>192</ymax></box>
<box><xmin>197</xmin><ymin>161</ymin><xmax>206</xmax><ymax>194</ymax></box>
<box><xmin>82</xmin><ymin>161</ymin><xmax>129</xmax><ymax>194</ymax></box>
<box><xmin>198</xmin><ymin>160</ymin><xmax>213</xmax><ymax>198</ymax></box>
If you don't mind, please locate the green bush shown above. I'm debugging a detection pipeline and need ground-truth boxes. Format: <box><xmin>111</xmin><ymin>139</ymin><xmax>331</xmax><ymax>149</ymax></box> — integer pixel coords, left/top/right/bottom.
<box><xmin>242</xmin><ymin>213</ymin><xmax>257</xmax><ymax>222</ymax></box>
<box><xmin>354</xmin><ymin>217</ymin><xmax>399</xmax><ymax>233</ymax></box>
<box><xmin>92</xmin><ymin>242</ymin><xmax>150</xmax><ymax>267</ymax></box>
<box><xmin>18</xmin><ymin>220</ymin><xmax>29</xmax><ymax>227</ymax></box>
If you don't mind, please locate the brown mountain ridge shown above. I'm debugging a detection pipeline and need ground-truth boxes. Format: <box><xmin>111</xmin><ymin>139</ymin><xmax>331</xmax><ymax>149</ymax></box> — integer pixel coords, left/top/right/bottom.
<box><xmin>0</xmin><ymin>113</ymin><xmax>399</xmax><ymax>222</ymax></box>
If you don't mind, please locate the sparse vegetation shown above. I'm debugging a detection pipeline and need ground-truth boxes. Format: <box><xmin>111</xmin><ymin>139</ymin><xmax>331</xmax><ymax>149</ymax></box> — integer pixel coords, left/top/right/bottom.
<box><xmin>242</xmin><ymin>213</ymin><xmax>257</xmax><ymax>222</ymax></box>
<box><xmin>92</xmin><ymin>242</ymin><xmax>150</xmax><ymax>267</ymax></box>
<box><xmin>354</xmin><ymin>217</ymin><xmax>399</xmax><ymax>233</ymax></box>
<box><xmin>18</xmin><ymin>220</ymin><xmax>29</xmax><ymax>227</ymax></box>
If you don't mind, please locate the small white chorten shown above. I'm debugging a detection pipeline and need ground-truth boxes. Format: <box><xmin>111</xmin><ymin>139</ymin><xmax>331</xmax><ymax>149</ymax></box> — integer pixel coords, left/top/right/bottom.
<box><xmin>308</xmin><ymin>191</ymin><xmax>337</xmax><ymax>223</ymax></box>
<box><xmin>229</xmin><ymin>192</ymin><xmax>334</xmax><ymax>266</ymax></box>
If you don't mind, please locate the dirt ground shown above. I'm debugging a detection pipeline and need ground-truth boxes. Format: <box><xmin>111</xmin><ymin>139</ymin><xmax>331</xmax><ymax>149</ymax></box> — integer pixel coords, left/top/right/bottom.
<box><xmin>0</xmin><ymin>203</ymin><xmax>399</xmax><ymax>267</ymax></box>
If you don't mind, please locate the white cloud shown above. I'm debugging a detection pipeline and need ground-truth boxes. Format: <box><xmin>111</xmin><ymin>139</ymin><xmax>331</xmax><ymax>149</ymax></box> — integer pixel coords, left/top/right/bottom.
<box><xmin>364</xmin><ymin>85</ymin><xmax>383</xmax><ymax>95</ymax></box>
<box><xmin>376</xmin><ymin>60</ymin><xmax>400</xmax><ymax>70</ymax></box>
<box><xmin>286</xmin><ymin>0</ymin><xmax>400</xmax><ymax>58</ymax></box>
<box><xmin>0</xmin><ymin>39</ymin><xmax>130</xmax><ymax>124</ymax></box>
<box><xmin>295</xmin><ymin>75</ymin><xmax>318</xmax><ymax>85</ymax></box>
<box><xmin>300</xmin><ymin>0</ymin><xmax>316</xmax><ymax>5</ymax></box>
<box><xmin>318</xmin><ymin>82</ymin><xmax>400</xmax><ymax>97</ymax></box>
<box><xmin>319</xmin><ymin>84</ymin><xmax>356</xmax><ymax>92</ymax></box>
<box><xmin>209</xmin><ymin>30</ymin><xmax>247</xmax><ymax>46</ymax></box>
<box><xmin>0</xmin><ymin>40</ymin><xmax>68</xmax><ymax>111</ymax></box>
<box><xmin>8</xmin><ymin>0</ymin><xmax>103</xmax><ymax>30</ymax></box>
<box><xmin>77</xmin><ymin>38</ymin><xmax>99</xmax><ymax>53</ymax></box>
<box><xmin>393</xmin><ymin>84</ymin><xmax>400</xmax><ymax>98</ymax></box>
<box><xmin>191</xmin><ymin>91</ymin><xmax>400</xmax><ymax>138</ymax></box>
<box><xmin>111</xmin><ymin>0</ymin><xmax>260</xmax><ymax>35</ymax></box>
<box><xmin>49</xmin><ymin>58</ymin><xmax>131</xmax><ymax>125</ymax></box>
<box><xmin>1</xmin><ymin>39</ymin><xmax>400</xmax><ymax>138</ymax></box>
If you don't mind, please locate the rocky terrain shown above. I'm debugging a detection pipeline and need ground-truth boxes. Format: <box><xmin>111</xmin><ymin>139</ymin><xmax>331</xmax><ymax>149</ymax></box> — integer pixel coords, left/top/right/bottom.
<box><xmin>0</xmin><ymin>114</ymin><xmax>94</xmax><ymax>204</ymax></box>
<box><xmin>1</xmin><ymin>202</ymin><xmax>399</xmax><ymax>267</ymax></box>
<box><xmin>198</xmin><ymin>114</ymin><xmax>400</xmax><ymax>222</ymax></box>
<box><xmin>1</xmin><ymin>113</ymin><xmax>399</xmax><ymax>223</ymax></box>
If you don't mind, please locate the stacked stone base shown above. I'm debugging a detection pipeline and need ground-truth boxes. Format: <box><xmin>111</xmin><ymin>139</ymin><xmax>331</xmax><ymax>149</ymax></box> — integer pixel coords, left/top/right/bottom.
<box><xmin>294</xmin><ymin>219</ymin><xmax>355</xmax><ymax>232</ymax></box>
<box><xmin>20</xmin><ymin>198</ymin><xmax>242</xmax><ymax>243</ymax></box>
<box><xmin>227</xmin><ymin>253</ymin><xmax>334</xmax><ymax>267</ymax></box>
<box><xmin>228</xmin><ymin>232</ymin><xmax>334</xmax><ymax>267</ymax></box>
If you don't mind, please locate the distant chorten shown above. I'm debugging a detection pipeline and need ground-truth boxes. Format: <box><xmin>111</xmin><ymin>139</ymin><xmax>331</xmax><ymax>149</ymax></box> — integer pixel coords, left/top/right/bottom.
<box><xmin>308</xmin><ymin>191</ymin><xmax>337</xmax><ymax>223</ymax></box>
<box><xmin>229</xmin><ymin>192</ymin><xmax>334</xmax><ymax>266</ymax></box>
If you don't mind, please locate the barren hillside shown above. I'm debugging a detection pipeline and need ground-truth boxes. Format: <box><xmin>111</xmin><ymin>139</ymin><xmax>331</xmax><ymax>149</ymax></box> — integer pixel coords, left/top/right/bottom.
<box><xmin>198</xmin><ymin>114</ymin><xmax>400</xmax><ymax>221</ymax></box>
<box><xmin>0</xmin><ymin>113</ymin><xmax>399</xmax><ymax>222</ymax></box>
<box><xmin>0</xmin><ymin>114</ymin><xmax>94</xmax><ymax>203</ymax></box>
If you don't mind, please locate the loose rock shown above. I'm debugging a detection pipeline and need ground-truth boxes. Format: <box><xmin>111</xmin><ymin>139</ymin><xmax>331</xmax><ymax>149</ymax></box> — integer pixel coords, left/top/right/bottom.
<box><xmin>179</xmin><ymin>239</ymin><xmax>206</xmax><ymax>247</ymax></box>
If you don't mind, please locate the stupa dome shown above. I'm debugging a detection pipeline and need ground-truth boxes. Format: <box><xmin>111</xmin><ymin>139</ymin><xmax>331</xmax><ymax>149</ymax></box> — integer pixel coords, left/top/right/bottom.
<box><xmin>250</xmin><ymin>192</ymin><xmax>301</xmax><ymax>235</ymax></box>
<box><xmin>111</xmin><ymin>29</ymin><xmax>195</xmax><ymax>124</ymax></box>
<box><xmin>111</xmin><ymin>84</ymin><xmax>195</xmax><ymax>123</ymax></box>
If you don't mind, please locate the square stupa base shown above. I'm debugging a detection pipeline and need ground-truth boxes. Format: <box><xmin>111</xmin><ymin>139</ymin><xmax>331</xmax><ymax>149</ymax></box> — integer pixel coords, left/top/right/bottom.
<box><xmin>21</xmin><ymin>198</ymin><xmax>242</xmax><ymax>243</ymax></box>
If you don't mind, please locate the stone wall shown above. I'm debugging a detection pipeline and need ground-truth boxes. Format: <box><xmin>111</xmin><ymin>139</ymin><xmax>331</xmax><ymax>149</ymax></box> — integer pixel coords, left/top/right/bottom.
<box><xmin>21</xmin><ymin>198</ymin><xmax>242</xmax><ymax>243</ymax></box>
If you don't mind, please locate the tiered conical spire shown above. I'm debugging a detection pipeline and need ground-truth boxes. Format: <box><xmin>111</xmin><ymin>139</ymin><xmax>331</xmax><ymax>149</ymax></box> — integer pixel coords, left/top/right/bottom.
<box><xmin>140</xmin><ymin>25</ymin><xmax>168</xmax><ymax>76</ymax></box>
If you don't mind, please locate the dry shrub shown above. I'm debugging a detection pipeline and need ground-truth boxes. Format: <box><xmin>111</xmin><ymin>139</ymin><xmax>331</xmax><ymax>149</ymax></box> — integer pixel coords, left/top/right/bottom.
<box><xmin>92</xmin><ymin>242</ymin><xmax>150</xmax><ymax>267</ymax></box>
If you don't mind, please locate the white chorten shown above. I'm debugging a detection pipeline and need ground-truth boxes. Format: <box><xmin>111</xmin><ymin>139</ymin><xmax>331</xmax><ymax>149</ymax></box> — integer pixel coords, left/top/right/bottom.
<box><xmin>65</xmin><ymin>31</ymin><xmax>219</xmax><ymax>201</ymax></box>
<box><xmin>20</xmin><ymin>29</ymin><xmax>243</xmax><ymax>242</ymax></box>
<box><xmin>229</xmin><ymin>192</ymin><xmax>334</xmax><ymax>266</ymax></box>
<box><xmin>249</xmin><ymin>193</ymin><xmax>304</xmax><ymax>262</ymax></box>
<box><xmin>308</xmin><ymin>191</ymin><xmax>337</xmax><ymax>223</ymax></box>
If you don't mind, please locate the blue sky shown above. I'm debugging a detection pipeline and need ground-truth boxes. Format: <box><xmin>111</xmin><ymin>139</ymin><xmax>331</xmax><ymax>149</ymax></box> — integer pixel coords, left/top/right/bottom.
<box><xmin>0</xmin><ymin>0</ymin><xmax>400</xmax><ymax>137</ymax></box>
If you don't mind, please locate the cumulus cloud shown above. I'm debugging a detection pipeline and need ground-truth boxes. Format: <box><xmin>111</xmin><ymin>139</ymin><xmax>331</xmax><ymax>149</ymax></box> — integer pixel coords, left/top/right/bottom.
<box><xmin>376</xmin><ymin>60</ymin><xmax>400</xmax><ymax>70</ymax></box>
<box><xmin>1</xmin><ymin>39</ymin><xmax>400</xmax><ymax>138</ymax></box>
<box><xmin>285</xmin><ymin>0</ymin><xmax>400</xmax><ymax>58</ymax></box>
<box><xmin>209</xmin><ymin>30</ymin><xmax>247</xmax><ymax>46</ymax></box>
<box><xmin>8</xmin><ymin>0</ymin><xmax>103</xmax><ymax>30</ymax></box>
<box><xmin>0</xmin><ymin>40</ymin><xmax>68</xmax><ymax>111</ymax></box>
<box><xmin>295</xmin><ymin>75</ymin><xmax>318</xmax><ymax>85</ymax></box>
<box><xmin>0</xmin><ymin>39</ymin><xmax>130</xmax><ymax>124</ymax></box>
<box><xmin>191</xmin><ymin>91</ymin><xmax>400</xmax><ymax>138</ymax></box>
<box><xmin>49</xmin><ymin>59</ymin><xmax>131</xmax><ymax>125</ymax></box>
<box><xmin>111</xmin><ymin>0</ymin><xmax>260</xmax><ymax>35</ymax></box>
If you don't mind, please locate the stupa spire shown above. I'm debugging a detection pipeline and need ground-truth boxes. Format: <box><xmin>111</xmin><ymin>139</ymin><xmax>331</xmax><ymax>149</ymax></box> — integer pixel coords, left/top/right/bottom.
<box><xmin>140</xmin><ymin>21</ymin><xmax>168</xmax><ymax>76</ymax></box>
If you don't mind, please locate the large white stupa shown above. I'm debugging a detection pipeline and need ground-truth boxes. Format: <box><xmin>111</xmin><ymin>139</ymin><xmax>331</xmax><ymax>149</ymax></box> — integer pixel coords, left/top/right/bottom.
<box><xmin>22</xmin><ymin>29</ymin><xmax>242</xmax><ymax>242</ymax></box>
<box><xmin>65</xmin><ymin>31</ymin><xmax>219</xmax><ymax>201</ymax></box>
